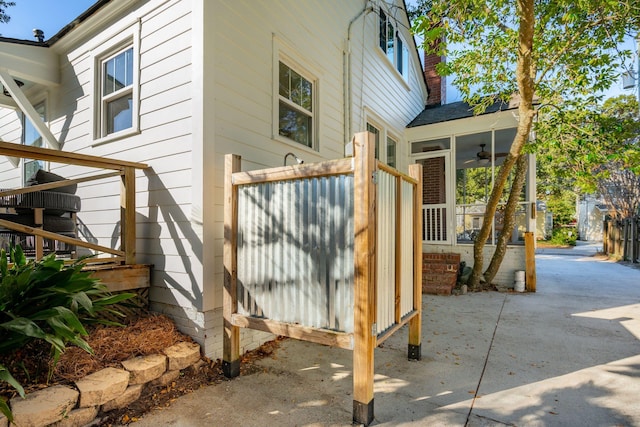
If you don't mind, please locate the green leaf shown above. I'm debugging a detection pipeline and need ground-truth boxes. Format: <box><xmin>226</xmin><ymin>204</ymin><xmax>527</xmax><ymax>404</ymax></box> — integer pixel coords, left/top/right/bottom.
<box><xmin>0</xmin><ymin>365</ymin><xmax>24</xmax><ymax>397</ymax></box>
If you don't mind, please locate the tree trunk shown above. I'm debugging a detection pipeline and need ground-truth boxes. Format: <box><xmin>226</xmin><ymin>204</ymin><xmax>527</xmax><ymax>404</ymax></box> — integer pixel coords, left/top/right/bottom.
<box><xmin>483</xmin><ymin>153</ymin><xmax>528</xmax><ymax>284</ymax></box>
<box><xmin>468</xmin><ymin>0</ymin><xmax>536</xmax><ymax>290</ymax></box>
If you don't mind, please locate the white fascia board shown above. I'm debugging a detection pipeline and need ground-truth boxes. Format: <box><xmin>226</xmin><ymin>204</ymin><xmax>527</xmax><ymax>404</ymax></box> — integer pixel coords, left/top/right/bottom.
<box><xmin>0</xmin><ymin>41</ymin><xmax>60</xmax><ymax>86</ymax></box>
<box><xmin>406</xmin><ymin>109</ymin><xmax>519</xmax><ymax>142</ymax></box>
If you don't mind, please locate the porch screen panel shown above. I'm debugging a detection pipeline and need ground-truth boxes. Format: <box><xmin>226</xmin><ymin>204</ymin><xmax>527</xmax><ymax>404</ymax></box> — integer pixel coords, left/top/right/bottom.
<box><xmin>237</xmin><ymin>175</ymin><xmax>355</xmax><ymax>333</ymax></box>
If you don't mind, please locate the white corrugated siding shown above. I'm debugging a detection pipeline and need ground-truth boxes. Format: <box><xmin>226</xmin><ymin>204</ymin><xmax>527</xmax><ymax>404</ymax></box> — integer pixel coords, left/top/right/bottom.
<box><xmin>237</xmin><ymin>175</ymin><xmax>355</xmax><ymax>333</ymax></box>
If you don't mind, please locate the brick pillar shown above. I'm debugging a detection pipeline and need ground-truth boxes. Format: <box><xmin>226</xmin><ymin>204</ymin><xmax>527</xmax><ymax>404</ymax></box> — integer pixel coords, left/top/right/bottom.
<box><xmin>422</xmin><ymin>253</ymin><xmax>460</xmax><ymax>295</ymax></box>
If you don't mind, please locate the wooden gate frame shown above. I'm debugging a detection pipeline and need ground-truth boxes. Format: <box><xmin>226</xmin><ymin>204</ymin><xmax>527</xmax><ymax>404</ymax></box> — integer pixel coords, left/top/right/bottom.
<box><xmin>223</xmin><ymin>132</ymin><xmax>423</xmax><ymax>426</ymax></box>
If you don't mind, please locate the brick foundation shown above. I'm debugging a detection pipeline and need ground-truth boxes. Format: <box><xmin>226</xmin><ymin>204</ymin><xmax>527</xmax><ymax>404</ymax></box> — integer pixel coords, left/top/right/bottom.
<box><xmin>422</xmin><ymin>253</ymin><xmax>460</xmax><ymax>295</ymax></box>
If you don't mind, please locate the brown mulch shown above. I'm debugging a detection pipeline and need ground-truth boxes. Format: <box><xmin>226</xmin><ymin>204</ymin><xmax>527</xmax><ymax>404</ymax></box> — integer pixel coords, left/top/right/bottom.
<box><xmin>0</xmin><ymin>313</ymin><xmax>283</xmax><ymax>426</ymax></box>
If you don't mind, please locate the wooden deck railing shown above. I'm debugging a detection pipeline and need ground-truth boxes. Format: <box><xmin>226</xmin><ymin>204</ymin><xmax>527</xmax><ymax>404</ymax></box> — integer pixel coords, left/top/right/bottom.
<box><xmin>223</xmin><ymin>132</ymin><xmax>423</xmax><ymax>426</ymax></box>
<box><xmin>0</xmin><ymin>141</ymin><xmax>148</xmax><ymax>264</ymax></box>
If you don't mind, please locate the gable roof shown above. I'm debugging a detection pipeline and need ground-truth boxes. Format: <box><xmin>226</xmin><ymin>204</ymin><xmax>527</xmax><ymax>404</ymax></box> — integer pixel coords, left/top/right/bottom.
<box><xmin>407</xmin><ymin>99</ymin><xmax>516</xmax><ymax>128</ymax></box>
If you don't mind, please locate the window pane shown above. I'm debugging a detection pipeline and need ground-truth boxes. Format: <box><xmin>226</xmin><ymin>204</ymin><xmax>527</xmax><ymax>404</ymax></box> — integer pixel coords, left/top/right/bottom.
<box><xmin>402</xmin><ymin>44</ymin><xmax>409</xmax><ymax>78</ymax></box>
<box><xmin>456</xmin><ymin>167</ymin><xmax>491</xmax><ymax>205</ymax></box>
<box><xmin>23</xmin><ymin>102</ymin><xmax>45</xmax><ymax>148</ymax></box>
<box><xmin>24</xmin><ymin>160</ymin><xmax>44</xmax><ymax>182</ymax></box>
<box><xmin>379</xmin><ymin>10</ymin><xmax>387</xmax><ymax>51</ymax></box>
<box><xmin>280</xmin><ymin>63</ymin><xmax>312</xmax><ymax>112</ymax></box>
<box><xmin>396</xmin><ymin>36</ymin><xmax>403</xmax><ymax>74</ymax></box>
<box><xmin>386</xmin><ymin>22</ymin><xmax>394</xmax><ymax>63</ymax></box>
<box><xmin>107</xmin><ymin>94</ymin><xmax>133</xmax><ymax>134</ymax></box>
<box><xmin>104</xmin><ymin>47</ymin><xmax>133</xmax><ymax>96</ymax></box>
<box><xmin>279</xmin><ymin>101</ymin><xmax>312</xmax><ymax>147</ymax></box>
<box><xmin>22</xmin><ymin>102</ymin><xmax>46</xmax><ymax>184</ymax></box>
<box><xmin>366</xmin><ymin>123</ymin><xmax>380</xmax><ymax>159</ymax></box>
<box><xmin>411</xmin><ymin>138</ymin><xmax>450</xmax><ymax>153</ymax></box>
<box><xmin>279</xmin><ymin>62</ymin><xmax>290</xmax><ymax>98</ymax></box>
<box><xmin>387</xmin><ymin>137</ymin><xmax>396</xmax><ymax>168</ymax></box>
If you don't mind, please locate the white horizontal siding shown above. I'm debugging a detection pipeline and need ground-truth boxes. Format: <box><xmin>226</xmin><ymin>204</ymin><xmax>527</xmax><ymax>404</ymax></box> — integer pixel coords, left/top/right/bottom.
<box><xmin>0</xmin><ymin>0</ymin><xmax>429</xmax><ymax>360</ymax></box>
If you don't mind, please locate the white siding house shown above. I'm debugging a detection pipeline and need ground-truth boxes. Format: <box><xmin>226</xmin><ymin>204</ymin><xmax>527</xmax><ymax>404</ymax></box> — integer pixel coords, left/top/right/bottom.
<box><xmin>0</xmin><ymin>0</ymin><xmax>428</xmax><ymax>359</ymax></box>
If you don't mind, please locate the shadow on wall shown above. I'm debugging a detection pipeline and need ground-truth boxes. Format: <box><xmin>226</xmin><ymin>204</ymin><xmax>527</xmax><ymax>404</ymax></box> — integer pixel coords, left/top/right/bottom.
<box><xmin>138</xmin><ymin>167</ymin><xmax>203</xmax><ymax>311</ymax></box>
<box><xmin>100</xmin><ymin>168</ymin><xmax>204</xmax><ymax>321</ymax></box>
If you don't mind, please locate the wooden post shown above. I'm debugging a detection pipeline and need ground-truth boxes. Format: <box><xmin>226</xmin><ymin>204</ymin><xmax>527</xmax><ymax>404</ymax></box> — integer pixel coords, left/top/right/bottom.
<box><xmin>631</xmin><ymin>217</ymin><xmax>640</xmax><ymax>263</ymax></box>
<box><xmin>408</xmin><ymin>163</ymin><xmax>422</xmax><ymax>360</ymax></box>
<box><xmin>120</xmin><ymin>167</ymin><xmax>136</xmax><ymax>265</ymax></box>
<box><xmin>352</xmin><ymin>132</ymin><xmax>376</xmax><ymax>426</ymax></box>
<box><xmin>223</xmin><ymin>154</ymin><xmax>241</xmax><ymax>378</ymax></box>
<box><xmin>525</xmin><ymin>232</ymin><xmax>536</xmax><ymax>292</ymax></box>
<box><xmin>602</xmin><ymin>220</ymin><xmax>608</xmax><ymax>254</ymax></box>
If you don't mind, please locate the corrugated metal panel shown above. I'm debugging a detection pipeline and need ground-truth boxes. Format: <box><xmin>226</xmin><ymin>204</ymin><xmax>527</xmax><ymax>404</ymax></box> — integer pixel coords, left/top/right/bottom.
<box><xmin>376</xmin><ymin>170</ymin><xmax>396</xmax><ymax>334</ymax></box>
<box><xmin>400</xmin><ymin>179</ymin><xmax>414</xmax><ymax>317</ymax></box>
<box><xmin>237</xmin><ymin>175</ymin><xmax>355</xmax><ymax>333</ymax></box>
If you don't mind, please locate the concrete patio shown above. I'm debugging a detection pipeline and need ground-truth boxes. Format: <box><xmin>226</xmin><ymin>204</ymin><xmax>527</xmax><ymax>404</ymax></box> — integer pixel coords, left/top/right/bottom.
<box><xmin>125</xmin><ymin>242</ymin><xmax>640</xmax><ymax>426</ymax></box>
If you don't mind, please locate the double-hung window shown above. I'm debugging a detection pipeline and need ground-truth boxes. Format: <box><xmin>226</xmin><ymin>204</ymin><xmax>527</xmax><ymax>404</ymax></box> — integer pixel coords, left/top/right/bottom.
<box><xmin>278</xmin><ymin>60</ymin><xmax>315</xmax><ymax>148</ymax></box>
<box><xmin>101</xmin><ymin>47</ymin><xmax>134</xmax><ymax>136</ymax></box>
<box><xmin>378</xmin><ymin>9</ymin><xmax>410</xmax><ymax>81</ymax></box>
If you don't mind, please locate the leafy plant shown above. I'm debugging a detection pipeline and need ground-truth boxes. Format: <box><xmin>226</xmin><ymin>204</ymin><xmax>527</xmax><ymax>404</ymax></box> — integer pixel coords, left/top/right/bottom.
<box><xmin>0</xmin><ymin>246</ymin><xmax>134</xmax><ymax>420</ymax></box>
<box><xmin>549</xmin><ymin>227</ymin><xmax>578</xmax><ymax>247</ymax></box>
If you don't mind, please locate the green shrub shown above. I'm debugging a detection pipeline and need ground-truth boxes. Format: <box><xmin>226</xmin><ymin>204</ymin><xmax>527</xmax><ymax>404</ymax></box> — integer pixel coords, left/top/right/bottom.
<box><xmin>549</xmin><ymin>226</ymin><xmax>577</xmax><ymax>246</ymax></box>
<box><xmin>0</xmin><ymin>246</ymin><xmax>133</xmax><ymax>421</ymax></box>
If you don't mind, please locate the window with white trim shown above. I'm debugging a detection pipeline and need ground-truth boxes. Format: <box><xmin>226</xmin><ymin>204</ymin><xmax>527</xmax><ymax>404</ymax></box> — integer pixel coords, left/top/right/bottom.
<box><xmin>379</xmin><ymin>8</ymin><xmax>410</xmax><ymax>80</ymax></box>
<box><xmin>278</xmin><ymin>60</ymin><xmax>315</xmax><ymax>148</ymax></box>
<box><xmin>101</xmin><ymin>46</ymin><xmax>134</xmax><ymax>136</ymax></box>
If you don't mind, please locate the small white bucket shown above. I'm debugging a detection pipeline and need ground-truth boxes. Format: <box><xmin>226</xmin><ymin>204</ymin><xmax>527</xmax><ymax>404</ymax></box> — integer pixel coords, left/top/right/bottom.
<box><xmin>514</xmin><ymin>270</ymin><xmax>525</xmax><ymax>292</ymax></box>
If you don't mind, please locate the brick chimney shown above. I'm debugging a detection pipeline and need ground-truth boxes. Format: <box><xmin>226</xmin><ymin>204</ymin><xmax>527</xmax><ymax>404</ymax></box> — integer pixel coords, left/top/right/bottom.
<box><xmin>424</xmin><ymin>36</ymin><xmax>445</xmax><ymax>106</ymax></box>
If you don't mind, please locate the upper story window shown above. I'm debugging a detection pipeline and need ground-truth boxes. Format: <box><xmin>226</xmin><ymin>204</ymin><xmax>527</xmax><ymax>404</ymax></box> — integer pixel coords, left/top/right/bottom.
<box><xmin>278</xmin><ymin>60</ymin><xmax>315</xmax><ymax>148</ymax></box>
<box><xmin>22</xmin><ymin>101</ymin><xmax>46</xmax><ymax>184</ymax></box>
<box><xmin>92</xmin><ymin>23</ymin><xmax>140</xmax><ymax>146</ymax></box>
<box><xmin>102</xmin><ymin>47</ymin><xmax>134</xmax><ymax>136</ymax></box>
<box><xmin>379</xmin><ymin>9</ymin><xmax>410</xmax><ymax>81</ymax></box>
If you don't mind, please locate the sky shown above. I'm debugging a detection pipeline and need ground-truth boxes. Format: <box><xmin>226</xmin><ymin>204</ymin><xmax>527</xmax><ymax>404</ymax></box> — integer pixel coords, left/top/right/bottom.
<box><xmin>1</xmin><ymin>1</ymin><xmax>637</xmax><ymax>103</ymax></box>
<box><xmin>0</xmin><ymin>0</ymin><xmax>96</xmax><ymax>41</ymax></box>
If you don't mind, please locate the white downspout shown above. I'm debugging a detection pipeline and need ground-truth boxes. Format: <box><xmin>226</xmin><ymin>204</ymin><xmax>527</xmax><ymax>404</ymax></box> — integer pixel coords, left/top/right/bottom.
<box><xmin>344</xmin><ymin>3</ymin><xmax>374</xmax><ymax>154</ymax></box>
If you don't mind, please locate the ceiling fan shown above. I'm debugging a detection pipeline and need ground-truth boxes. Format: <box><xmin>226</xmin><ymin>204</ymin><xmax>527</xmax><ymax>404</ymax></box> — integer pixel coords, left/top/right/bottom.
<box><xmin>475</xmin><ymin>144</ymin><xmax>508</xmax><ymax>163</ymax></box>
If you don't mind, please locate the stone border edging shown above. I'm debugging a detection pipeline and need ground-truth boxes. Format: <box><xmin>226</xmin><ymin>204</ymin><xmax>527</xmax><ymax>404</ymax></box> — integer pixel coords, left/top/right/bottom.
<box><xmin>1</xmin><ymin>341</ymin><xmax>201</xmax><ymax>427</ymax></box>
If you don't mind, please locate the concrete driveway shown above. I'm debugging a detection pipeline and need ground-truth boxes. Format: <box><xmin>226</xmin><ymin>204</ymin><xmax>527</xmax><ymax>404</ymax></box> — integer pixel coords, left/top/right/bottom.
<box><xmin>129</xmin><ymin>243</ymin><xmax>640</xmax><ymax>426</ymax></box>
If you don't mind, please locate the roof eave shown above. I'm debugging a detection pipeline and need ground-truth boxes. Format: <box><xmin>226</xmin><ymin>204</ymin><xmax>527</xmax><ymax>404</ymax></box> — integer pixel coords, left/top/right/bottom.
<box><xmin>0</xmin><ymin>40</ymin><xmax>60</xmax><ymax>86</ymax></box>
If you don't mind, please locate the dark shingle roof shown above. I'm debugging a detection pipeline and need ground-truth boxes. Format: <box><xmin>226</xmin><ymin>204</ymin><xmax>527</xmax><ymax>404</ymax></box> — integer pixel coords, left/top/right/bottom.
<box><xmin>407</xmin><ymin>100</ymin><xmax>516</xmax><ymax>128</ymax></box>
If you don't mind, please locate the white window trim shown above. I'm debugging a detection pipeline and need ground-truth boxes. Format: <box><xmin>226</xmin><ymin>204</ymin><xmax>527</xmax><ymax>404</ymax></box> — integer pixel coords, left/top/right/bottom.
<box><xmin>272</xmin><ymin>35</ymin><xmax>320</xmax><ymax>153</ymax></box>
<box><xmin>365</xmin><ymin>111</ymin><xmax>403</xmax><ymax>168</ymax></box>
<box><xmin>91</xmin><ymin>21</ymin><xmax>140</xmax><ymax>146</ymax></box>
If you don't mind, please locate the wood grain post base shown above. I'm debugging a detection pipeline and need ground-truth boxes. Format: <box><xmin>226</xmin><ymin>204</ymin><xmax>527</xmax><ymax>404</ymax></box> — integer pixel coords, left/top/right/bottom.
<box><xmin>222</xmin><ymin>360</ymin><xmax>240</xmax><ymax>378</ymax></box>
<box><xmin>408</xmin><ymin>343</ymin><xmax>422</xmax><ymax>360</ymax></box>
<box><xmin>353</xmin><ymin>399</ymin><xmax>374</xmax><ymax>426</ymax></box>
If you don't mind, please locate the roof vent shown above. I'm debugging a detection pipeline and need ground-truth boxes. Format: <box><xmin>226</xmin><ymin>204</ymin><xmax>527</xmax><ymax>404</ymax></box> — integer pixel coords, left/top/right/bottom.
<box><xmin>33</xmin><ymin>28</ymin><xmax>44</xmax><ymax>43</ymax></box>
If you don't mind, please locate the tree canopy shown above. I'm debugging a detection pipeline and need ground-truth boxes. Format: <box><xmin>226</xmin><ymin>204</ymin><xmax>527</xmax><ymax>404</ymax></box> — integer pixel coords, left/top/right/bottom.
<box><xmin>411</xmin><ymin>0</ymin><xmax>640</xmax><ymax>288</ymax></box>
<box><xmin>536</xmin><ymin>94</ymin><xmax>640</xmax><ymax>220</ymax></box>
<box><xmin>0</xmin><ymin>1</ymin><xmax>15</xmax><ymax>25</ymax></box>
